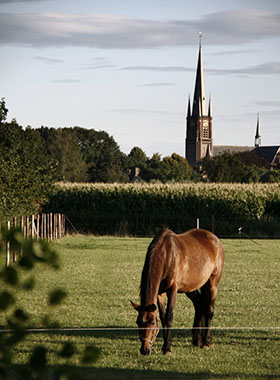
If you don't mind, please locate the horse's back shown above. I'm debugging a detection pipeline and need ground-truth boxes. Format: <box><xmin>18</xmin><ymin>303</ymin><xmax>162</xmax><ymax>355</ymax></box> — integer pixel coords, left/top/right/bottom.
<box><xmin>170</xmin><ymin>228</ymin><xmax>225</xmax><ymax>293</ymax></box>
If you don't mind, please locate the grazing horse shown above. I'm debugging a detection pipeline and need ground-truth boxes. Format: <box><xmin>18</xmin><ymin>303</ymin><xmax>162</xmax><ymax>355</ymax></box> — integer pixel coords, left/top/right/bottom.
<box><xmin>131</xmin><ymin>228</ymin><xmax>225</xmax><ymax>355</ymax></box>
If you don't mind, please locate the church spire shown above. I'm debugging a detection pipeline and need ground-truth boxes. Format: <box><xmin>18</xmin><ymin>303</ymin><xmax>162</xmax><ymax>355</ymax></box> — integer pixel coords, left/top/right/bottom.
<box><xmin>192</xmin><ymin>33</ymin><xmax>207</xmax><ymax>117</ymax></box>
<box><xmin>255</xmin><ymin>114</ymin><xmax>261</xmax><ymax>147</ymax></box>
<box><xmin>208</xmin><ymin>95</ymin><xmax>212</xmax><ymax>117</ymax></box>
<box><xmin>187</xmin><ymin>94</ymin><xmax>191</xmax><ymax>117</ymax></box>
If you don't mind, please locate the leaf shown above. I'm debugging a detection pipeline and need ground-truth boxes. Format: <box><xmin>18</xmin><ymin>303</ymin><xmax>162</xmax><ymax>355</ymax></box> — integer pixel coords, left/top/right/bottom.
<box><xmin>1</xmin><ymin>266</ymin><xmax>18</xmax><ymax>286</ymax></box>
<box><xmin>14</xmin><ymin>308</ymin><xmax>29</xmax><ymax>322</ymax></box>
<box><xmin>81</xmin><ymin>345</ymin><xmax>100</xmax><ymax>364</ymax></box>
<box><xmin>29</xmin><ymin>346</ymin><xmax>47</xmax><ymax>371</ymax></box>
<box><xmin>0</xmin><ymin>291</ymin><xmax>15</xmax><ymax>311</ymax></box>
<box><xmin>21</xmin><ymin>276</ymin><xmax>35</xmax><ymax>291</ymax></box>
<box><xmin>59</xmin><ymin>342</ymin><xmax>75</xmax><ymax>358</ymax></box>
<box><xmin>48</xmin><ymin>289</ymin><xmax>67</xmax><ymax>306</ymax></box>
<box><xmin>19</xmin><ymin>256</ymin><xmax>34</xmax><ymax>270</ymax></box>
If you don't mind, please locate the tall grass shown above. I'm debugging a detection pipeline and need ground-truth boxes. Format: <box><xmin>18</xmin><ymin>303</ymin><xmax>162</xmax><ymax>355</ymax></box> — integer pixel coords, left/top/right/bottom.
<box><xmin>44</xmin><ymin>183</ymin><xmax>280</xmax><ymax>237</ymax></box>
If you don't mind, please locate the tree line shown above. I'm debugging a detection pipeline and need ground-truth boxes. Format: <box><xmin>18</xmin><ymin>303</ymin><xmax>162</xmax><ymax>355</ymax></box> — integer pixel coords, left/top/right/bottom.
<box><xmin>0</xmin><ymin>97</ymin><xmax>279</xmax><ymax>216</ymax></box>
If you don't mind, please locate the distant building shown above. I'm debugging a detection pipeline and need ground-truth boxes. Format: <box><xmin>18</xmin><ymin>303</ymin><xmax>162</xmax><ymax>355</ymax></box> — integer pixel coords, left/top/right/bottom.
<box><xmin>185</xmin><ymin>39</ymin><xmax>279</xmax><ymax>168</ymax></box>
<box><xmin>251</xmin><ymin>116</ymin><xmax>280</xmax><ymax>167</ymax></box>
<box><xmin>185</xmin><ymin>37</ymin><xmax>212</xmax><ymax>166</ymax></box>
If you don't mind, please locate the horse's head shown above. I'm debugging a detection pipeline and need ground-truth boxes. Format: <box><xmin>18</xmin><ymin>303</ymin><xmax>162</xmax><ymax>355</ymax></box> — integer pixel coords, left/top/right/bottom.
<box><xmin>131</xmin><ymin>301</ymin><xmax>159</xmax><ymax>355</ymax></box>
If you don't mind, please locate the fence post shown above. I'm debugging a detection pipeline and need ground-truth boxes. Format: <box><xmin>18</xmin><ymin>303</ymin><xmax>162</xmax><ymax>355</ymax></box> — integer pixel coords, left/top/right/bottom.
<box><xmin>6</xmin><ymin>220</ymin><xmax>10</xmax><ymax>267</ymax></box>
<box><xmin>20</xmin><ymin>216</ymin><xmax>24</xmax><ymax>257</ymax></box>
<box><xmin>13</xmin><ymin>217</ymin><xmax>17</xmax><ymax>262</ymax></box>
<box><xmin>196</xmin><ymin>218</ymin><xmax>200</xmax><ymax>229</ymax></box>
<box><xmin>31</xmin><ymin>215</ymin><xmax>35</xmax><ymax>240</ymax></box>
<box><xmin>47</xmin><ymin>213</ymin><xmax>50</xmax><ymax>241</ymax></box>
<box><xmin>50</xmin><ymin>213</ymin><xmax>53</xmax><ymax>242</ymax></box>
<box><xmin>36</xmin><ymin>215</ymin><xmax>40</xmax><ymax>240</ymax></box>
<box><xmin>26</xmin><ymin>216</ymin><xmax>29</xmax><ymax>238</ymax></box>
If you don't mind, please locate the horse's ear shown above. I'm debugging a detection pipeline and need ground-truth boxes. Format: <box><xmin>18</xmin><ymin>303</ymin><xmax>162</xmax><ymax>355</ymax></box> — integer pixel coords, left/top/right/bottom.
<box><xmin>130</xmin><ymin>300</ymin><xmax>141</xmax><ymax>311</ymax></box>
<box><xmin>147</xmin><ymin>304</ymin><xmax>157</xmax><ymax>312</ymax></box>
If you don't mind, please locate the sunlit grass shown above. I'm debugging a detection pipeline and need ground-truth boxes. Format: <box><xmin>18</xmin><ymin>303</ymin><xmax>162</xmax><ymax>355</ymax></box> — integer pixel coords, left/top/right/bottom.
<box><xmin>1</xmin><ymin>235</ymin><xmax>279</xmax><ymax>379</ymax></box>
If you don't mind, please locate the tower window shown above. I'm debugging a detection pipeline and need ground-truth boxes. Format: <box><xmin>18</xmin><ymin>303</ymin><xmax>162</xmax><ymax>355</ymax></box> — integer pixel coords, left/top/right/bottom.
<box><xmin>203</xmin><ymin>126</ymin><xmax>208</xmax><ymax>138</ymax></box>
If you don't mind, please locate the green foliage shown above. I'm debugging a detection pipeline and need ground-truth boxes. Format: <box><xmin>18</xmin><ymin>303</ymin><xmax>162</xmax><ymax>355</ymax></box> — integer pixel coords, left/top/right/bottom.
<box><xmin>141</xmin><ymin>153</ymin><xmax>200</xmax><ymax>183</ymax></box>
<box><xmin>0</xmin><ymin>118</ymin><xmax>55</xmax><ymax>217</ymax></box>
<box><xmin>38</xmin><ymin>127</ymin><xmax>88</xmax><ymax>182</ymax></box>
<box><xmin>44</xmin><ymin>182</ymin><xmax>280</xmax><ymax>237</ymax></box>
<box><xmin>0</xmin><ymin>229</ymin><xmax>100</xmax><ymax>379</ymax></box>
<box><xmin>0</xmin><ymin>98</ymin><xmax>8</xmax><ymax>124</ymax></box>
<box><xmin>201</xmin><ymin>151</ymin><xmax>269</xmax><ymax>183</ymax></box>
<box><xmin>74</xmin><ymin>127</ymin><xmax>129</xmax><ymax>183</ymax></box>
<box><xmin>260</xmin><ymin>170</ymin><xmax>280</xmax><ymax>183</ymax></box>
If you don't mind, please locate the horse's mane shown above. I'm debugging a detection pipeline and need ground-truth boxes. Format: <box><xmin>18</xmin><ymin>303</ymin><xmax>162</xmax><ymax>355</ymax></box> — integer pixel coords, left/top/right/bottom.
<box><xmin>140</xmin><ymin>228</ymin><xmax>171</xmax><ymax>306</ymax></box>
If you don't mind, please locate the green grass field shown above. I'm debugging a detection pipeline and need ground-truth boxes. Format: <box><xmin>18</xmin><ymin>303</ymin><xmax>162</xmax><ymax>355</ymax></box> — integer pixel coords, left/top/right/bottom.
<box><xmin>1</xmin><ymin>235</ymin><xmax>280</xmax><ymax>379</ymax></box>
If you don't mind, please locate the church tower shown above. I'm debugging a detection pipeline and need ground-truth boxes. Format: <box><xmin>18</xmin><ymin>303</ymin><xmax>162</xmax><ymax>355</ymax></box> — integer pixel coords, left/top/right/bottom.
<box><xmin>255</xmin><ymin>114</ymin><xmax>261</xmax><ymax>147</ymax></box>
<box><xmin>185</xmin><ymin>36</ymin><xmax>213</xmax><ymax>166</ymax></box>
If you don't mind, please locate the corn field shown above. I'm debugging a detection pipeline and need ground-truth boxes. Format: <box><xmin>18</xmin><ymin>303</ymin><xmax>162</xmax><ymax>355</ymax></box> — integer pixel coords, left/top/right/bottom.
<box><xmin>43</xmin><ymin>182</ymin><xmax>280</xmax><ymax>237</ymax></box>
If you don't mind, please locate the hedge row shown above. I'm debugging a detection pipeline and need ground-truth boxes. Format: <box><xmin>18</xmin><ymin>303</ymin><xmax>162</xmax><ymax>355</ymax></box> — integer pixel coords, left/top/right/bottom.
<box><xmin>43</xmin><ymin>183</ymin><xmax>280</xmax><ymax>237</ymax></box>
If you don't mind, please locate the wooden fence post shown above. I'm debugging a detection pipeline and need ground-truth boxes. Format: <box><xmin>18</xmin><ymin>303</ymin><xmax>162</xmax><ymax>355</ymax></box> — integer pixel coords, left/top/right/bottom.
<box><xmin>26</xmin><ymin>216</ymin><xmax>29</xmax><ymax>238</ymax></box>
<box><xmin>6</xmin><ymin>220</ymin><xmax>10</xmax><ymax>267</ymax></box>
<box><xmin>31</xmin><ymin>215</ymin><xmax>35</xmax><ymax>240</ymax></box>
<box><xmin>50</xmin><ymin>213</ymin><xmax>53</xmax><ymax>242</ymax></box>
<box><xmin>20</xmin><ymin>216</ymin><xmax>24</xmax><ymax>257</ymax></box>
<box><xmin>36</xmin><ymin>215</ymin><xmax>40</xmax><ymax>240</ymax></box>
<box><xmin>13</xmin><ymin>217</ymin><xmax>17</xmax><ymax>263</ymax></box>
<box><xmin>47</xmin><ymin>213</ymin><xmax>50</xmax><ymax>241</ymax></box>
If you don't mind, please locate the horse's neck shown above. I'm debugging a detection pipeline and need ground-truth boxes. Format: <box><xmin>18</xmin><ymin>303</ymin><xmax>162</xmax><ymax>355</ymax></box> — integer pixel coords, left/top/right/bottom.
<box><xmin>143</xmin><ymin>255</ymin><xmax>164</xmax><ymax>307</ymax></box>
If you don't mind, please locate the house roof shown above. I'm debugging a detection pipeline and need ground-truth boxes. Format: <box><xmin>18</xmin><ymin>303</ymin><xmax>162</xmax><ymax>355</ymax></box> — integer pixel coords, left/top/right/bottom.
<box><xmin>251</xmin><ymin>146</ymin><xmax>280</xmax><ymax>165</ymax></box>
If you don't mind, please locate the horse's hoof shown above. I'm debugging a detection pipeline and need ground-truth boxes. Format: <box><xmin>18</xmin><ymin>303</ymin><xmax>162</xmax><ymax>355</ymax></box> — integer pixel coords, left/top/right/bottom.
<box><xmin>201</xmin><ymin>345</ymin><xmax>210</xmax><ymax>350</ymax></box>
<box><xmin>163</xmin><ymin>350</ymin><xmax>172</xmax><ymax>355</ymax></box>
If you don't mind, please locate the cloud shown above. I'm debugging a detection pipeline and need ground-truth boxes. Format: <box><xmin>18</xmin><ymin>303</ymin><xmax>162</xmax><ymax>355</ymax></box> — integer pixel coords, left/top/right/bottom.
<box><xmin>0</xmin><ymin>9</ymin><xmax>279</xmax><ymax>49</ymax></box>
<box><xmin>209</xmin><ymin>49</ymin><xmax>258</xmax><ymax>56</ymax></box>
<box><xmin>121</xmin><ymin>66</ymin><xmax>193</xmax><ymax>72</ymax></box>
<box><xmin>252</xmin><ymin>100</ymin><xmax>280</xmax><ymax>108</ymax></box>
<box><xmin>207</xmin><ymin>61</ymin><xmax>280</xmax><ymax>76</ymax></box>
<box><xmin>33</xmin><ymin>56</ymin><xmax>64</xmax><ymax>64</ymax></box>
<box><xmin>78</xmin><ymin>57</ymin><xmax>116</xmax><ymax>70</ymax></box>
<box><xmin>142</xmin><ymin>82</ymin><xmax>177</xmax><ymax>87</ymax></box>
<box><xmin>121</xmin><ymin>62</ymin><xmax>280</xmax><ymax>76</ymax></box>
<box><xmin>51</xmin><ymin>78</ymin><xmax>80</xmax><ymax>83</ymax></box>
<box><xmin>0</xmin><ymin>0</ymin><xmax>45</xmax><ymax>3</ymax></box>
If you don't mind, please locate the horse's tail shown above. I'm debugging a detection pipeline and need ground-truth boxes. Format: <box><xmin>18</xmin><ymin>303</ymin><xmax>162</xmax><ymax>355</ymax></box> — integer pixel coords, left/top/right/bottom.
<box><xmin>140</xmin><ymin>228</ymin><xmax>171</xmax><ymax>305</ymax></box>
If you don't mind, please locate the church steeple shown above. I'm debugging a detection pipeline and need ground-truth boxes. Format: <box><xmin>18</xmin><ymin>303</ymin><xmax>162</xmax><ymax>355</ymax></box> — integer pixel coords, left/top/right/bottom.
<box><xmin>192</xmin><ymin>33</ymin><xmax>207</xmax><ymax>117</ymax></box>
<box><xmin>255</xmin><ymin>114</ymin><xmax>261</xmax><ymax>147</ymax></box>
<box><xmin>185</xmin><ymin>34</ymin><xmax>213</xmax><ymax>166</ymax></box>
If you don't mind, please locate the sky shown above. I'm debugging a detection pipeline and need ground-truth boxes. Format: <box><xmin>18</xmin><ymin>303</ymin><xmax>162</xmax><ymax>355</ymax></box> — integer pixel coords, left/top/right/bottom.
<box><xmin>1</xmin><ymin>0</ymin><xmax>280</xmax><ymax>158</ymax></box>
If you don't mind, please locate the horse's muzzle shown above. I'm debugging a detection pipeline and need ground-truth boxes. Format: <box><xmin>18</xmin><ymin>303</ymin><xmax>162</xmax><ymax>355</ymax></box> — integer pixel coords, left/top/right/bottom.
<box><xmin>140</xmin><ymin>343</ymin><xmax>152</xmax><ymax>355</ymax></box>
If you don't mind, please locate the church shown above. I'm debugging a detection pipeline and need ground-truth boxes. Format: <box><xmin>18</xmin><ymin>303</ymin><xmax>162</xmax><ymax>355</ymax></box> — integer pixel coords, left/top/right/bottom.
<box><xmin>185</xmin><ymin>39</ymin><xmax>280</xmax><ymax>168</ymax></box>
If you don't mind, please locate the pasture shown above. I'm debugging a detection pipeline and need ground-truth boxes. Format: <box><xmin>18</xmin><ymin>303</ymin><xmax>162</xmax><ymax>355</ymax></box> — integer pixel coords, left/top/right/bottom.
<box><xmin>1</xmin><ymin>235</ymin><xmax>279</xmax><ymax>379</ymax></box>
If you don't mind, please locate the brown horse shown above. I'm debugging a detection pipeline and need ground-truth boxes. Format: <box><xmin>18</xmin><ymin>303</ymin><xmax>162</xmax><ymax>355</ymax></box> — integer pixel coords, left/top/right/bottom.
<box><xmin>131</xmin><ymin>228</ymin><xmax>225</xmax><ymax>355</ymax></box>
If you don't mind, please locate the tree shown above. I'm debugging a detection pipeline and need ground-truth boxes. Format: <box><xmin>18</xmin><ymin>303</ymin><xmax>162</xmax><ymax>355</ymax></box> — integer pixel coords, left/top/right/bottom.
<box><xmin>74</xmin><ymin>127</ymin><xmax>128</xmax><ymax>183</ymax></box>
<box><xmin>38</xmin><ymin>127</ymin><xmax>88</xmax><ymax>182</ymax></box>
<box><xmin>127</xmin><ymin>147</ymin><xmax>148</xmax><ymax>169</ymax></box>
<box><xmin>141</xmin><ymin>153</ymin><xmax>200</xmax><ymax>183</ymax></box>
<box><xmin>201</xmin><ymin>152</ymin><xmax>266</xmax><ymax>183</ymax></box>
<box><xmin>0</xmin><ymin>97</ymin><xmax>8</xmax><ymax>123</ymax></box>
<box><xmin>0</xmin><ymin>116</ymin><xmax>54</xmax><ymax>217</ymax></box>
<box><xmin>260</xmin><ymin>170</ymin><xmax>280</xmax><ymax>183</ymax></box>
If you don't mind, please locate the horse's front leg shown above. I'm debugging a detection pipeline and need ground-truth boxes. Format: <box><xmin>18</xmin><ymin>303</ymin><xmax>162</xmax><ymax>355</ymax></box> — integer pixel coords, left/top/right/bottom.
<box><xmin>157</xmin><ymin>294</ymin><xmax>167</xmax><ymax>349</ymax></box>
<box><xmin>162</xmin><ymin>286</ymin><xmax>177</xmax><ymax>355</ymax></box>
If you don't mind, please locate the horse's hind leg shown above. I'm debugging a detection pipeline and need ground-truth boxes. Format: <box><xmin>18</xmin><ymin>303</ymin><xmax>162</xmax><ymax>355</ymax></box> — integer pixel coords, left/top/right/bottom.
<box><xmin>186</xmin><ymin>290</ymin><xmax>204</xmax><ymax>347</ymax></box>
<box><xmin>201</xmin><ymin>277</ymin><xmax>218</xmax><ymax>348</ymax></box>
